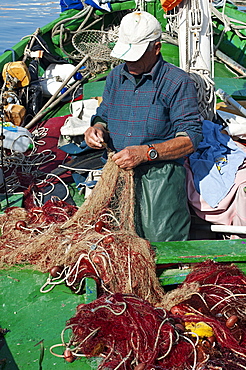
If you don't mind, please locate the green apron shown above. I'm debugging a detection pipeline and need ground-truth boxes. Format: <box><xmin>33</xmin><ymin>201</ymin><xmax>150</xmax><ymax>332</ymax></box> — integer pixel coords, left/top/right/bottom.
<box><xmin>134</xmin><ymin>161</ymin><xmax>190</xmax><ymax>242</ymax></box>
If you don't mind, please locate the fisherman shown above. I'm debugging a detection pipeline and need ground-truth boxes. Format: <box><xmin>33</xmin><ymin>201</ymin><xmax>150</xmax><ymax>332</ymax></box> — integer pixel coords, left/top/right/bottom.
<box><xmin>84</xmin><ymin>11</ymin><xmax>203</xmax><ymax>242</ymax></box>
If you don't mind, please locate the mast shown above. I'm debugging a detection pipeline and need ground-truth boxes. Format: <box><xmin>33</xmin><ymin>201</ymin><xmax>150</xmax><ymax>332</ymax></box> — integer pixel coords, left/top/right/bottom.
<box><xmin>178</xmin><ymin>0</ymin><xmax>213</xmax><ymax>76</ymax></box>
<box><xmin>177</xmin><ymin>0</ymin><xmax>216</xmax><ymax>120</ymax></box>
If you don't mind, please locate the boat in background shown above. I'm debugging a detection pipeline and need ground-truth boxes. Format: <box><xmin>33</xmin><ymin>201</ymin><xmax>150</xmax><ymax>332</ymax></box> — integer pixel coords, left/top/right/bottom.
<box><xmin>0</xmin><ymin>1</ymin><xmax>246</xmax><ymax>369</ymax></box>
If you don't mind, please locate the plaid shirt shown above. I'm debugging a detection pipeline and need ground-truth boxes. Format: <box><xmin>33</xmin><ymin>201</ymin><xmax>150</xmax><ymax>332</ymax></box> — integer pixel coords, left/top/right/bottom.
<box><xmin>94</xmin><ymin>55</ymin><xmax>202</xmax><ymax>156</ymax></box>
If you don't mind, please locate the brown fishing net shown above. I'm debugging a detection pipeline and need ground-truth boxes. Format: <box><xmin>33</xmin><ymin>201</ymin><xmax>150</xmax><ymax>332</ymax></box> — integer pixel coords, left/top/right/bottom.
<box><xmin>0</xmin><ymin>154</ymin><xmax>164</xmax><ymax>305</ymax></box>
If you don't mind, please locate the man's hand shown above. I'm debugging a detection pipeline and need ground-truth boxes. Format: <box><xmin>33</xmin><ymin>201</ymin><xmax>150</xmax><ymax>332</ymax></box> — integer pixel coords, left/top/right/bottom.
<box><xmin>84</xmin><ymin>124</ymin><xmax>108</xmax><ymax>149</ymax></box>
<box><xmin>112</xmin><ymin>145</ymin><xmax>148</xmax><ymax>170</ymax></box>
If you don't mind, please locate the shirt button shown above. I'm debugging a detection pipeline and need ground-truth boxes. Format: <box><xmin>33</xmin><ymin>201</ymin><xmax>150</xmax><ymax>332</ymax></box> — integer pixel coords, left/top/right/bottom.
<box><xmin>127</xmin><ymin>132</ymin><xmax>132</xmax><ymax>136</ymax></box>
<box><xmin>135</xmin><ymin>90</ymin><xmax>139</xmax><ymax>93</ymax></box>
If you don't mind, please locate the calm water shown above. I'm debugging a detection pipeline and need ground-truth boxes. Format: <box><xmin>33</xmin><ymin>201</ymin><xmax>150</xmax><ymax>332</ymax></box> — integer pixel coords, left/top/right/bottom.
<box><xmin>0</xmin><ymin>1</ymin><xmax>60</xmax><ymax>55</ymax></box>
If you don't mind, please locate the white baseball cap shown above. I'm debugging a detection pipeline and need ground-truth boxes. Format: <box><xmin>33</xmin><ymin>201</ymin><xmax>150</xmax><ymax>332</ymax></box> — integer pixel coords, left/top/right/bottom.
<box><xmin>110</xmin><ymin>11</ymin><xmax>162</xmax><ymax>62</ymax></box>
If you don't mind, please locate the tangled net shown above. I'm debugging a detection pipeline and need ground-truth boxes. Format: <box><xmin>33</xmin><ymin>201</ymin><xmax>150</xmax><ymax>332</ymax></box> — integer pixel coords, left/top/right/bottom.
<box><xmin>51</xmin><ymin>261</ymin><xmax>246</xmax><ymax>369</ymax></box>
<box><xmin>51</xmin><ymin>293</ymin><xmax>196</xmax><ymax>369</ymax></box>
<box><xmin>0</xmin><ymin>154</ymin><xmax>164</xmax><ymax>305</ymax></box>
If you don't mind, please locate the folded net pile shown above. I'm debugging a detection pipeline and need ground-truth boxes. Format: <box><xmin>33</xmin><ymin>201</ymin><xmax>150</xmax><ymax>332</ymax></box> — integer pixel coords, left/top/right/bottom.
<box><xmin>0</xmin><ymin>154</ymin><xmax>164</xmax><ymax>305</ymax></box>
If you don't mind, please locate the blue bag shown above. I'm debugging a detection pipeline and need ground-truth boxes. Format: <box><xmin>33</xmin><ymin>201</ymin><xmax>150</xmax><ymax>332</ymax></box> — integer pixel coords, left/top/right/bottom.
<box><xmin>85</xmin><ymin>0</ymin><xmax>111</xmax><ymax>11</ymax></box>
<box><xmin>60</xmin><ymin>0</ymin><xmax>83</xmax><ymax>12</ymax></box>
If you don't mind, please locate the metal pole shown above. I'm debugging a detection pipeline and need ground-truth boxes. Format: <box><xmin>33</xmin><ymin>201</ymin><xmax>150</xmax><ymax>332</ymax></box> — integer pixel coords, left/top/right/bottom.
<box><xmin>0</xmin><ymin>107</ymin><xmax>9</xmax><ymax>207</ymax></box>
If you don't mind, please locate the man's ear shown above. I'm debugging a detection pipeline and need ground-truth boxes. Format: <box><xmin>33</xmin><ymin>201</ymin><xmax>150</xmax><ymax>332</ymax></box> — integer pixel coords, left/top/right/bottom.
<box><xmin>155</xmin><ymin>42</ymin><xmax>161</xmax><ymax>55</ymax></box>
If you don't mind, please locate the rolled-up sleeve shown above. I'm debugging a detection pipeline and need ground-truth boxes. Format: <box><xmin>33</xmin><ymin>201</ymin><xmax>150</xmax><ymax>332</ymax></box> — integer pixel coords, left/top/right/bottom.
<box><xmin>168</xmin><ymin>73</ymin><xmax>203</xmax><ymax>150</ymax></box>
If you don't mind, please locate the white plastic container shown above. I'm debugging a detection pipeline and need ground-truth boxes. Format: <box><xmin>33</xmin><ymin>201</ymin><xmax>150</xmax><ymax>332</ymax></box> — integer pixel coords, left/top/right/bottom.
<box><xmin>39</xmin><ymin>63</ymin><xmax>77</xmax><ymax>97</ymax></box>
<box><xmin>2</xmin><ymin>122</ymin><xmax>32</xmax><ymax>152</ymax></box>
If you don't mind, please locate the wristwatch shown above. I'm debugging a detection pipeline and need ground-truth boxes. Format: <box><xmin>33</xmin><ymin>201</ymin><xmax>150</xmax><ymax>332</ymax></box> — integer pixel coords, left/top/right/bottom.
<box><xmin>147</xmin><ymin>144</ymin><xmax>158</xmax><ymax>161</ymax></box>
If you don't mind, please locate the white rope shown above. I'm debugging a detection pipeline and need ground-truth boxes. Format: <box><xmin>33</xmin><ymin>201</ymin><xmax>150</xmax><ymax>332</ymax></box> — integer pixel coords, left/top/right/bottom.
<box><xmin>0</xmin><ymin>148</ymin><xmax>57</xmax><ymax>197</ymax></box>
<box><xmin>189</xmin><ymin>70</ymin><xmax>216</xmax><ymax>121</ymax></box>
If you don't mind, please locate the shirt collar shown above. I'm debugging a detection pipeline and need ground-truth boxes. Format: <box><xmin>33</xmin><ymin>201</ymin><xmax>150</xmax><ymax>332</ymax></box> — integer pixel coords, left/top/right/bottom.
<box><xmin>120</xmin><ymin>54</ymin><xmax>164</xmax><ymax>85</ymax></box>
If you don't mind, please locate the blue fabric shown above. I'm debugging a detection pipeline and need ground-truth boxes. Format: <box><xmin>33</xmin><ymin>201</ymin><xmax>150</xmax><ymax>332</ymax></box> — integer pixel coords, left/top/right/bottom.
<box><xmin>60</xmin><ymin>0</ymin><xmax>83</xmax><ymax>12</ymax></box>
<box><xmin>72</xmin><ymin>172</ymin><xmax>87</xmax><ymax>188</ymax></box>
<box><xmin>59</xmin><ymin>140</ymin><xmax>88</xmax><ymax>155</ymax></box>
<box><xmin>84</xmin><ymin>0</ymin><xmax>111</xmax><ymax>11</ymax></box>
<box><xmin>189</xmin><ymin>120</ymin><xmax>246</xmax><ymax>208</ymax></box>
<box><xmin>93</xmin><ymin>55</ymin><xmax>203</xmax><ymax>154</ymax></box>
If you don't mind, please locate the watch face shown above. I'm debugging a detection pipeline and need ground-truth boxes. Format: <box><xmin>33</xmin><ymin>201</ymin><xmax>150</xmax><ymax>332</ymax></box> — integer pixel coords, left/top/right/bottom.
<box><xmin>148</xmin><ymin>148</ymin><xmax>158</xmax><ymax>160</ymax></box>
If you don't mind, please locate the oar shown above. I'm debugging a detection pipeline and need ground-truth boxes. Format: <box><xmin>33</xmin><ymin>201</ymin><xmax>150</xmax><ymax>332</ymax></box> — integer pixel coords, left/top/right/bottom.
<box><xmin>215</xmin><ymin>49</ymin><xmax>246</xmax><ymax>77</ymax></box>
<box><xmin>22</xmin><ymin>28</ymin><xmax>40</xmax><ymax>63</ymax></box>
<box><xmin>25</xmin><ymin>55</ymin><xmax>89</xmax><ymax>129</ymax></box>
<box><xmin>216</xmin><ymin>88</ymin><xmax>246</xmax><ymax>118</ymax></box>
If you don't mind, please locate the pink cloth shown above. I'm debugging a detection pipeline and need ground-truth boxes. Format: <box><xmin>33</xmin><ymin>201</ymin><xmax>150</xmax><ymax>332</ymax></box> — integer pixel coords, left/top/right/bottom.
<box><xmin>185</xmin><ymin>142</ymin><xmax>246</xmax><ymax>227</ymax></box>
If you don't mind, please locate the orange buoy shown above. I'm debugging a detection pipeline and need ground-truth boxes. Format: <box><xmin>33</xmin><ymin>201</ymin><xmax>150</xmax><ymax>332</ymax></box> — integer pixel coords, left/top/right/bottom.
<box><xmin>160</xmin><ymin>0</ymin><xmax>183</xmax><ymax>13</ymax></box>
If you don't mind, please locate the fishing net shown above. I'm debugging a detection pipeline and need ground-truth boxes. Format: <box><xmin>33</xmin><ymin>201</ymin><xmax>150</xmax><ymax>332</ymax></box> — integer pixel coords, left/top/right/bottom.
<box><xmin>0</xmin><ymin>154</ymin><xmax>164</xmax><ymax>305</ymax></box>
<box><xmin>72</xmin><ymin>29</ymin><xmax>121</xmax><ymax>74</ymax></box>
<box><xmin>51</xmin><ymin>293</ymin><xmax>196</xmax><ymax>369</ymax></box>
<box><xmin>1</xmin><ymin>150</ymin><xmax>246</xmax><ymax>369</ymax></box>
<box><xmin>51</xmin><ymin>261</ymin><xmax>246</xmax><ymax>369</ymax></box>
<box><xmin>167</xmin><ymin>260</ymin><xmax>246</xmax><ymax>369</ymax></box>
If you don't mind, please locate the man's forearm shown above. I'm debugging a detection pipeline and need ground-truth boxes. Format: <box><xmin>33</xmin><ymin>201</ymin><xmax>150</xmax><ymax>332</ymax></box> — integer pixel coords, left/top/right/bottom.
<box><xmin>112</xmin><ymin>137</ymin><xmax>194</xmax><ymax>170</ymax></box>
<box><xmin>151</xmin><ymin>136</ymin><xmax>194</xmax><ymax>161</ymax></box>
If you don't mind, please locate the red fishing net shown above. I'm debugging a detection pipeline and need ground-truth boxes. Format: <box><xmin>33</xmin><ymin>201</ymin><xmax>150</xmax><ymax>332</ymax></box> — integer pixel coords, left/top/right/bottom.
<box><xmin>50</xmin><ymin>261</ymin><xmax>246</xmax><ymax>369</ymax></box>
<box><xmin>51</xmin><ymin>293</ymin><xmax>196</xmax><ymax>369</ymax></box>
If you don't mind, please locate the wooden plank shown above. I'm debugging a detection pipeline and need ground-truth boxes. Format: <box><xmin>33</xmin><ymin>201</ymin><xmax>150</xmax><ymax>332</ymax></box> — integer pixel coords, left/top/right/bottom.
<box><xmin>154</xmin><ymin>239</ymin><xmax>246</xmax><ymax>286</ymax></box>
<box><xmin>157</xmin><ymin>262</ymin><xmax>246</xmax><ymax>286</ymax></box>
<box><xmin>153</xmin><ymin>239</ymin><xmax>246</xmax><ymax>264</ymax></box>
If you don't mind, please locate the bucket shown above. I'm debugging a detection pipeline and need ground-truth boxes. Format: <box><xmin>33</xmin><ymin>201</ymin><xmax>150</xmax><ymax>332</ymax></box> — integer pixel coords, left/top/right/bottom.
<box><xmin>4</xmin><ymin>104</ymin><xmax>26</xmax><ymax>126</ymax></box>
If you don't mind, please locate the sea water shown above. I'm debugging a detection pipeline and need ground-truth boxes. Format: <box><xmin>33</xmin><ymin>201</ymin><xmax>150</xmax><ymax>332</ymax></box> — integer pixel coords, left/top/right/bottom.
<box><xmin>0</xmin><ymin>1</ymin><xmax>60</xmax><ymax>55</ymax></box>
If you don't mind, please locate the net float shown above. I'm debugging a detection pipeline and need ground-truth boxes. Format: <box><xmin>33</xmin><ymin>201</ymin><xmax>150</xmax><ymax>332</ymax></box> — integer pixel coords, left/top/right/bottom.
<box><xmin>50</xmin><ymin>265</ymin><xmax>63</xmax><ymax>278</ymax></box>
<box><xmin>92</xmin><ymin>255</ymin><xmax>101</xmax><ymax>264</ymax></box>
<box><xmin>15</xmin><ymin>220</ymin><xmax>27</xmax><ymax>230</ymax></box>
<box><xmin>170</xmin><ymin>305</ymin><xmax>185</xmax><ymax>315</ymax></box>
<box><xmin>102</xmin><ymin>235</ymin><xmax>115</xmax><ymax>244</ymax></box>
<box><xmin>63</xmin><ymin>348</ymin><xmax>75</xmax><ymax>363</ymax></box>
<box><xmin>94</xmin><ymin>220</ymin><xmax>105</xmax><ymax>233</ymax></box>
<box><xmin>226</xmin><ymin>315</ymin><xmax>238</xmax><ymax>328</ymax></box>
<box><xmin>202</xmin><ymin>335</ymin><xmax>216</xmax><ymax>349</ymax></box>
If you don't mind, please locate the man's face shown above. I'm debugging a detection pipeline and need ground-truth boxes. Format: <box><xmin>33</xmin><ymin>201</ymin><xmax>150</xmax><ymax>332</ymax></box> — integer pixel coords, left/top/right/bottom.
<box><xmin>126</xmin><ymin>41</ymin><xmax>161</xmax><ymax>75</ymax></box>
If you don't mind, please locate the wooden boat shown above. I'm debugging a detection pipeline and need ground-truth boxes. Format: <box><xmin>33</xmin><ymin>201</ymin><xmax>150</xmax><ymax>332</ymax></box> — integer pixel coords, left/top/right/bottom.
<box><xmin>0</xmin><ymin>1</ymin><xmax>246</xmax><ymax>369</ymax></box>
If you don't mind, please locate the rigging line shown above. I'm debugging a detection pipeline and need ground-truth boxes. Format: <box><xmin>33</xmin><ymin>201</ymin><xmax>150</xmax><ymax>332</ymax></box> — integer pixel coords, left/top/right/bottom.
<box><xmin>51</xmin><ymin>6</ymin><xmax>92</xmax><ymax>38</ymax></box>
